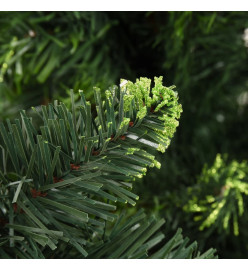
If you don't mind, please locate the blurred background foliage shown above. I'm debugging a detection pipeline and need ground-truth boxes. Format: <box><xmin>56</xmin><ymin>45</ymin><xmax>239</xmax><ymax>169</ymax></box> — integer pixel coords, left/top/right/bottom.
<box><xmin>1</xmin><ymin>11</ymin><xmax>248</xmax><ymax>258</ymax></box>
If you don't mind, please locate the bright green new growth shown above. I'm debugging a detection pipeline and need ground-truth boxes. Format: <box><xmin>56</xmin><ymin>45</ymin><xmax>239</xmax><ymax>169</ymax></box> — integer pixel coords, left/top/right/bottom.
<box><xmin>0</xmin><ymin>77</ymin><xmax>216</xmax><ymax>258</ymax></box>
<box><xmin>122</xmin><ymin>76</ymin><xmax>182</xmax><ymax>153</ymax></box>
<box><xmin>184</xmin><ymin>154</ymin><xmax>248</xmax><ymax>236</ymax></box>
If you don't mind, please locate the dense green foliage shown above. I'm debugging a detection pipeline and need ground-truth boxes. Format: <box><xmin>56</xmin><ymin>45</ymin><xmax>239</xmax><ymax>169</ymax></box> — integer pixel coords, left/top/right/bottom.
<box><xmin>0</xmin><ymin>77</ymin><xmax>217</xmax><ymax>258</ymax></box>
<box><xmin>184</xmin><ymin>154</ymin><xmax>248</xmax><ymax>236</ymax></box>
<box><xmin>0</xmin><ymin>11</ymin><xmax>248</xmax><ymax>258</ymax></box>
<box><xmin>0</xmin><ymin>12</ymin><xmax>136</xmax><ymax>119</ymax></box>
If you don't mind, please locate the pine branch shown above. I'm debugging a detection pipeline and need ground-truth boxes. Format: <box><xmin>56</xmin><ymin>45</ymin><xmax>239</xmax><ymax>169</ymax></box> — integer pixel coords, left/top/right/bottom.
<box><xmin>87</xmin><ymin>209</ymin><xmax>217</xmax><ymax>259</ymax></box>
<box><xmin>184</xmin><ymin>154</ymin><xmax>248</xmax><ymax>237</ymax></box>
<box><xmin>0</xmin><ymin>209</ymin><xmax>217</xmax><ymax>259</ymax></box>
<box><xmin>0</xmin><ymin>76</ymin><xmax>203</xmax><ymax>258</ymax></box>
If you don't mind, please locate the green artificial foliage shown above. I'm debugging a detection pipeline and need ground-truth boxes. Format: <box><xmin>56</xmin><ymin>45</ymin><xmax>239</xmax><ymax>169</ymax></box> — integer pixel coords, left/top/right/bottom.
<box><xmin>2</xmin><ymin>11</ymin><xmax>248</xmax><ymax>258</ymax></box>
<box><xmin>184</xmin><ymin>154</ymin><xmax>248</xmax><ymax>237</ymax></box>
<box><xmin>0</xmin><ymin>12</ymin><xmax>135</xmax><ymax>120</ymax></box>
<box><xmin>0</xmin><ymin>77</ymin><xmax>217</xmax><ymax>258</ymax></box>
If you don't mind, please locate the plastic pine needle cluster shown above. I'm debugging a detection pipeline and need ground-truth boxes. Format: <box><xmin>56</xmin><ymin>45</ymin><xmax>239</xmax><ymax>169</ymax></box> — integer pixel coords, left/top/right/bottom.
<box><xmin>0</xmin><ymin>77</ymin><xmax>217</xmax><ymax>258</ymax></box>
<box><xmin>184</xmin><ymin>154</ymin><xmax>248</xmax><ymax>236</ymax></box>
